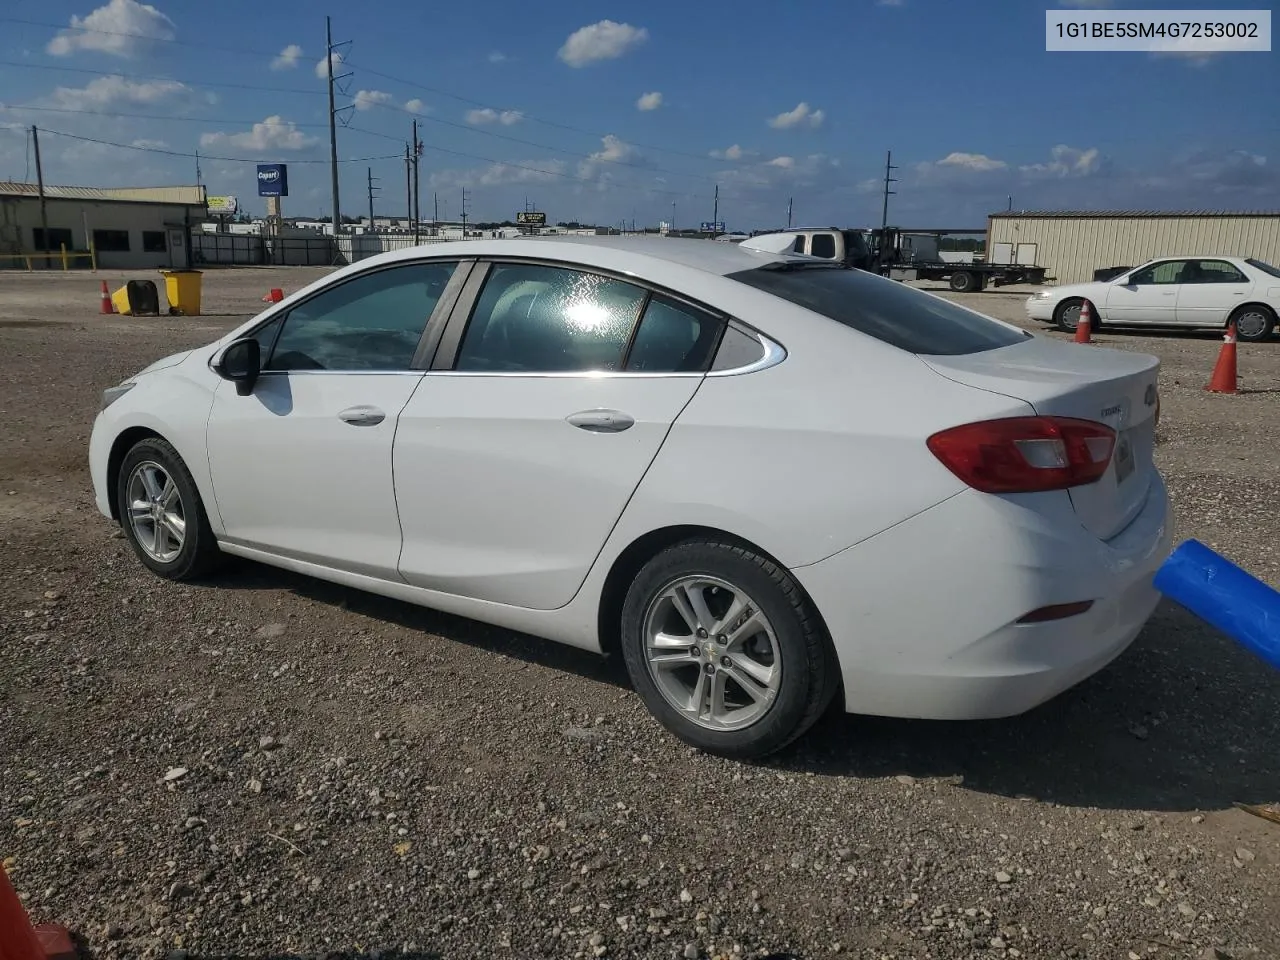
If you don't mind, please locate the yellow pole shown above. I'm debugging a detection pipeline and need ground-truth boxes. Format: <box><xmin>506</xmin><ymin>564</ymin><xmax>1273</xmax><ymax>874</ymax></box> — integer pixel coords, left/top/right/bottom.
<box><xmin>90</xmin><ymin>241</ymin><xmax>97</xmax><ymax>272</ymax></box>
<box><xmin>60</xmin><ymin>243</ymin><xmax>68</xmax><ymax>271</ymax></box>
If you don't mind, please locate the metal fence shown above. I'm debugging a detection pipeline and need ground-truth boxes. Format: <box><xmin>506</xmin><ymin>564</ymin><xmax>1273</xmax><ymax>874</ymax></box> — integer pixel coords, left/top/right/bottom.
<box><xmin>190</xmin><ymin>231</ymin><xmax>479</xmax><ymax>268</ymax></box>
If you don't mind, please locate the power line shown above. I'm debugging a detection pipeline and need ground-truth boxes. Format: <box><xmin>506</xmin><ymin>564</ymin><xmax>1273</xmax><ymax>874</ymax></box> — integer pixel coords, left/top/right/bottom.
<box><xmin>0</xmin><ymin>60</ymin><xmax>328</xmax><ymax>98</ymax></box>
<box><xmin>35</xmin><ymin>127</ymin><xmax>401</xmax><ymax>165</ymax></box>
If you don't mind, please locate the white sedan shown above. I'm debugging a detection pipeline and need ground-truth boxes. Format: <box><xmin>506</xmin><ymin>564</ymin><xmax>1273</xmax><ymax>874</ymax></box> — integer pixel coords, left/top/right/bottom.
<box><xmin>90</xmin><ymin>236</ymin><xmax>1173</xmax><ymax>759</ymax></box>
<box><xmin>1026</xmin><ymin>255</ymin><xmax>1280</xmax><ymax>342</ymax></box>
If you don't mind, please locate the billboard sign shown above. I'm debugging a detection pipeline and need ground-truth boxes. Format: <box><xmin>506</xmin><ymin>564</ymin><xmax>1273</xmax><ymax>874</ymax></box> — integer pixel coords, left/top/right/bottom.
<box><xmin>516</xmin><ymin>211</ymin><xmax>547</xmax><ymax>226</ymax></box>
<box><xmin>256</xmin><ymin>164</ymin><xmax>289</xmax><ymax>197</ymax></box>
<box><xmin>206</xmin><ymin>195</ymin><xmax>238</xmax><ymax>215</ymax></box>
<box><xmin>700</xmin><ymin>221</ymin><xmax>726</xmax><ymax>233</ymax></box>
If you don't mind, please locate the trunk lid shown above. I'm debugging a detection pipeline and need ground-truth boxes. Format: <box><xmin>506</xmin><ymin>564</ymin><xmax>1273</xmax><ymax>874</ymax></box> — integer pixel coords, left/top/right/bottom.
<box><xmin>920</xmin><ymin>337</ymin><xmax>1160</xmax><ymax>541</ymax></box>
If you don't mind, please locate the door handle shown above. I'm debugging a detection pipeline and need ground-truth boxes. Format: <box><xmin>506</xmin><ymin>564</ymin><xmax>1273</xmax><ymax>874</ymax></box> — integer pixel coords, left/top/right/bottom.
<box><xmin>338</xmin><ymin>405</ymin><xmax>386</xmax><ymax>426</ymax></box>
<box><xmin>566</xmin><ymin>409</ymin><xmax>635</xmax><ymax>433</ymax></box>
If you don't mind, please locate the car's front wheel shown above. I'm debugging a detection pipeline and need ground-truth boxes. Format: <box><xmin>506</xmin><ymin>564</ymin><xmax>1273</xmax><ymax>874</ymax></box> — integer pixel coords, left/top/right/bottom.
<box><xmin>619</xmin><ymin>538</ymin><xmax>838</xmax><ymax>759</ymax></box>
<box><xmin>116</xmin><ymin>437</ymin><xmax>222</xmax><ymax>581</ymax></box>
<box><xmin>1054</xmin><ymin>297</ymin><xmax>1094</xmax><ymax>333</ymax></box>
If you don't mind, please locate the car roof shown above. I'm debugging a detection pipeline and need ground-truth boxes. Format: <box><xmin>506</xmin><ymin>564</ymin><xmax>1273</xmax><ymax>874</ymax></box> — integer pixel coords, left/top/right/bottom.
<box><xmin>346</xmin><ymin>234</ymin><xmax>811</xmax><ymax>278</ymax></box>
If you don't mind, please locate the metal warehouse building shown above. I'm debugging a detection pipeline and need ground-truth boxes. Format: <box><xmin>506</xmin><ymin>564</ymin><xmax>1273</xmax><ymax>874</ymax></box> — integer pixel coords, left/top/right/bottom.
<box><xmin>0</xmin><ymin>182</ymin><xmax>207</xmax><ymax>270</ymax></box>
<box><xmin>986</xmin><ymin>211</ymin><xmax>1280</xmax><ymax>285</ymax></box>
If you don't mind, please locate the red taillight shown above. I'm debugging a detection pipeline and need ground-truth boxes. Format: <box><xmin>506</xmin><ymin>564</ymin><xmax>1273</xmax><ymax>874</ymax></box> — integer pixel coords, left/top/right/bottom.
<box><xmin>927</xmin><ymin>416</ymin><xmax>1116</xmax><ymax>494</ymax></box>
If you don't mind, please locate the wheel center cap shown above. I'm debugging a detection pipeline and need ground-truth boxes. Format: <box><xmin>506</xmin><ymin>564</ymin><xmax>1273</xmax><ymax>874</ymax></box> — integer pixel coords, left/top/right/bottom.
<box><xmin>703</xmin><ymin>643</ymin><xmax>717</xmax><ymax>659</ymax></box>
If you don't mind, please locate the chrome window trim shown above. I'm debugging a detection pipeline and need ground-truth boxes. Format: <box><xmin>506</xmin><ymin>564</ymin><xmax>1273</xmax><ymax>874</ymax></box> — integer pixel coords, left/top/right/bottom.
<box><xmin>706</xmin><ymin>331</ymin><xmax>787</xmax><ymax>377</ymax></box>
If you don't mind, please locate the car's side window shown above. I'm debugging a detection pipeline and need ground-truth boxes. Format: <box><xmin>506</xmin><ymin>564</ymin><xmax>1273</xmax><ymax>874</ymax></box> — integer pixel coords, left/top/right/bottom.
<box><xmin>265</xmin><ymin>261</ymin><xmax>458</xmax><ymax>371</ymax></box>
<box><xmin>791</xmin><ymin>236</ymin><xmax>807</xmax><ymax>254</ymax></box>
<box><xmin>709</xmin><ymin>322</ymin><xmax>767</xmax><ymax>372</ymax></box>
<box><xmin>810</xmin><ymin>233</ymin><xmax>836</xmax><ymax>259</ymax></box>
<box><xmin>454</xmin><ymin>263</ymin><xmax>647</xmax><ymax>373</ymax></box>
<box><xmin>1192</xmin><ymin>259</ymin><xmax>1248</xmax><ymax>284</ymax></box>
<box><xmin>1131</xmin><ymin>260</ymin><xmax>1184</xmax><ymax>285</ymax></box>
<box><xmin>624</xmin><ymin>295</ymin><xmax>723</xmax><ymax>373</ymax></box>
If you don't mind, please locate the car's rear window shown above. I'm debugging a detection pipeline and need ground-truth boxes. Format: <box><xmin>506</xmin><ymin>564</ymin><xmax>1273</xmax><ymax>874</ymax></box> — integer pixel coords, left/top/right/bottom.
<box><xmin>1246</xmin><ymin>258</ymin><xmax>1280</xmax><ymax>279</ymax></box>
<box><xmin>726</xmin><ymin>264</ymin><xmax>1028</xmax><ymax>356</ymax></box>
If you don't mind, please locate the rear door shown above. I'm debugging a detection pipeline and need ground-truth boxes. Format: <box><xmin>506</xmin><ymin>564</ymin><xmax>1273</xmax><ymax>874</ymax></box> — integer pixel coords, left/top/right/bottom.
<box><xmin>1105</xmin><ymin>259</ymin><xmax>1184</xmax><ymax>324</ymax></box>
<box><xmin>392</xmin><ymin>260</ymin><xmax>725</xmax><ymax>610</ymax></box>
<box><xmin>1175</xmin><ymin>259</ymin><xmax>1252</xmax><ymax>327</ymax></box>
<box><xmin>921</xmin><ymin>337</ymin><xmax>1161</xmax><ymax>541</ymax></box>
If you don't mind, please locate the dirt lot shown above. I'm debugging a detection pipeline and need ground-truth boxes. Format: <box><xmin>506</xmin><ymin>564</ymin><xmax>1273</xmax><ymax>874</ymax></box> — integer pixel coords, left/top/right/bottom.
<box><xmin>1</xmin><ymin>265</ymin><xmax>1278</xmax><ymax>960</ymax></box>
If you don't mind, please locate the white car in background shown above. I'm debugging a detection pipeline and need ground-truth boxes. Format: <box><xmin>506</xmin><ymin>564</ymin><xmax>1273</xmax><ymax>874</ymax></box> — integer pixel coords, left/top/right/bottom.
<box><xmin>1026</xmin><ymin>256</ymin><xmax>1280</xmax><ymax>342</ymax></box>
<box><xmin>90</xmin><ymin>237</ymin><xmax>1172</xmax><ymax>759</ymax></box>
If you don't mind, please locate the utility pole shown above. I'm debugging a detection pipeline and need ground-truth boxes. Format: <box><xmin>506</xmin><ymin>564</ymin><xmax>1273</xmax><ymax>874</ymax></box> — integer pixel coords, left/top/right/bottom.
<box><xmin>325</xmin><ymin>16</ymin><xmax>342</xmax><ymax>237</ymax></box>
<box><xmin>366</xmin><ymin>166</ymin><xmax>379</xmax><ymax>228</ymax></box>
<box><xmin>712</xmin><ymin>184</ymin><xmax>719</xmax><ymax>236</ymax></box>
<box><xmin>881</xmin><ymin>149</ymin><xmax>897</xmax><ymax>231</ymax></box>
<box><xmin>404</xmin><ymin>143</ymin><xmax>411</xmax><ymax>225</ymax></box>
<box><xmin>786</xmin><ymin>197</ymin><xmax>793</xmax><ymax>229</ymax></box>
<box><xmin>31</xmin><ymin>126</ymin><xmax>49</xmax><ymax>263</ymax></box>
<box><xmin>671</xmin><ymin>200</ymin><xmax>676</xmax><ymax>233</ymax></box>
<box><xmin>460</xmin><ymin>188</ymin><xmax>470</xmax><ymax>234</ymax></box>
<box><xmin>433</xmin><ymin>192</ymin><xmax>438</xmax><ymax>230</ymax></box>
<box><xmin>194</xmin><ymin>147</ymin><xmax>201</xmax><ymax>190</ymax></box>
<box><xmin>411</xmin><ymin>119</ymin><xmax>421</xmax><ymax>243</ymax></box>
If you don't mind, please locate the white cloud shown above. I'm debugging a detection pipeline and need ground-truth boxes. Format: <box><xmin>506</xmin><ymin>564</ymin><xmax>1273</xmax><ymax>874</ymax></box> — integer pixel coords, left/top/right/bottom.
<box><xmin>315</xmin><ymin>51</ymin><xmax>344</xmax><ymax>79</ymax></box>
<box><xmin>199</xmin><ymin>116</ymin><xmax>318</xmax><ymax>152</ymax></box>
<box><xmin>1019</xmin><ymin>144</ymin><xmax>1102</xmax><ymax>177</ymax></box>
<box><xmin>466</xmin><ymin>108</ymin><xmax>523</xmax><ymax>126</ymax></box>
<box><xmin>578</xmin><ymin>134</ymin><xmax>647</xmax><ymax>181</ymax></box>
<box><xmin>430</xmin><ymin>159</ymin><xmax>568</xmax><ymax>190</ymax></box>
<box><xmin>936</xmin><ymin>151</ymin><xmax>1008</xmax><ymax>172</ymax></box>
<box><xmin>710</xmin><ymin>144</ymin><xmax>750</xmax><ymax>161</ymax></box>
<box><xmin>270</xmin><ymin>44</ymin><xmax>303</xmax><ymax>71</ymax></box>
<box><xmin>47</xmin><ymin>0</ymin><xmax>176</xmax><ymax>58</ymax></box>
<box><xmin>636</xmin><ymin>91</ymin><xmax>663</xmax><ymax>112</ymax></box>
<box><xmin>558</xmin><ymin>20</ymin><xmax>649</xmax><ymax>67</ymax></box>
<box><xmin>353</xmin><ymin>89</ymin><xmax>393</xmax><ymax>112</ymax></box>
<box><xmin>488</xmin><ymin>51</ymin><xmax>507</xmax><ymax>63</ymax></box>
<box><xmin>405</xmin><ymin>98</ymin><xmax>428</xmax><ymax>115</ymax></box>
<box><xmin>52</xmin><ymin>75</ymin><xmax>188</xmax><ymax>110</ymax></box>
<box><xmin>130</xmin><ymin>138</ymin><xmax>168</xmax><ymax>149</ymax></box>
<box><xmin>768</xmin><ymin>102</ymin><xmax>825</xmax><ymax>130</ymax></box>
<box><xmin>767</xmin><ymin>156</ymin><xmax>795</xmax><ymax>169</ymax></box>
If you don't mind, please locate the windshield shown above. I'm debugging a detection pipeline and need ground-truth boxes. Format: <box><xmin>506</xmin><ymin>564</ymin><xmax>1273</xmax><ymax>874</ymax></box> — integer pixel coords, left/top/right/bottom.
<box><xmin>1246</xmin><ymin>258</ymin><xmax>1280</xmax><ymax>279</ymax></box>
<box><xmin>728</xmin><ymin>264</ymin><xmax>1028</xmax><ymax>356</ymax></box>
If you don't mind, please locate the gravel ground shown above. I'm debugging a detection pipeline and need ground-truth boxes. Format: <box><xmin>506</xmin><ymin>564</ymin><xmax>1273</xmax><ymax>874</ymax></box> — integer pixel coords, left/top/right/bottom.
<box><xmin>1</xmin><ymin>266</ymin><xmax>1278</xmax><ymax>960</ymax></box>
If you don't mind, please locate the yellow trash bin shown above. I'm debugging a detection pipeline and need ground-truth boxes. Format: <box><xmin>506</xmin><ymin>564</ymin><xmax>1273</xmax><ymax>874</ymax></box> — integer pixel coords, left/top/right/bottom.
<box><xmin>160</xmin><ymin>269</ymin><xmax>203</xmax><ymax>316</ymax></box>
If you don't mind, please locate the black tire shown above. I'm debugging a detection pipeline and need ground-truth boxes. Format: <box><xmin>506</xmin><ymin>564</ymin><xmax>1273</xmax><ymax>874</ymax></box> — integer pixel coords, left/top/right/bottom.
<box><xmin>1230</xmin><ymin>304</ymin><xmax>1276</xmax><ymax>343</ymax></box>
<box><xmin>949</xmin><ymin>271</ymin><xmax>977</xmax><ymax>293</ymax></box>
<box><xmin>116</xmin><ymin>437</ymin><xmax>222</xmax><ymax>581</ymax></box>
<box><xmin>619</xmin><ymin>538</ymin><xmax>839</xmax><ymax>759</ymax></box>
<box><xmin>1054</xmin><ymin>297</ymin><xmax>1087</xmax><ymax>333</ymax></box>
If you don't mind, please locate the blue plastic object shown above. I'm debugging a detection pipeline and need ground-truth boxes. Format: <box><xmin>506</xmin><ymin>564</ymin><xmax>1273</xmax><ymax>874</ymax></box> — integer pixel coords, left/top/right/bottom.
<box><xmin>1153</xmin><ymin>538</ymin><xmax>1280</xmax><ymax>671</ymax></box>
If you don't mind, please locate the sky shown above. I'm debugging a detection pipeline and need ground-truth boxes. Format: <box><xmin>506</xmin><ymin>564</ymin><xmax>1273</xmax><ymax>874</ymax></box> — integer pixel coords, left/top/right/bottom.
<box><xmin>0</xmin><ymin>0</ymin><xmax>1277</xmax><ymax>230</ymax></box>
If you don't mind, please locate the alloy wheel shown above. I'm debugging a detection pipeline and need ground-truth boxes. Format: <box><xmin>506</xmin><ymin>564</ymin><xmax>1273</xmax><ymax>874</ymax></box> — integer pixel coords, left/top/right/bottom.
<box><xmin>642</xmin><ymin>575</ymin><xmax>782</xmax><ymax>731</ymax></box>
<box><xmin>126</xmin><ymin>460</ymin><xmax>186</xmax><ymax>563</ymax></box>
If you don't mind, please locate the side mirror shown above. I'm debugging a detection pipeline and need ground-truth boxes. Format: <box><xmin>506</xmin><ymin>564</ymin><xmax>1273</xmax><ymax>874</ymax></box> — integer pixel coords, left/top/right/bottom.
<box><xmin>217</xmin><ymin>337</ymin><xmax>261</xmax><ymax>396</ymax></box>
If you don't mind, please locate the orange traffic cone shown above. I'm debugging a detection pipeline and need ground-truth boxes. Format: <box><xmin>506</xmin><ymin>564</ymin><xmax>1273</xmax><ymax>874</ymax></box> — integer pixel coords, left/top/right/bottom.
<box><xmin>1073</xmin><ymin>300</ymin><xmax>1093</xmax><ymax>344</ymax></box>
<box><xmin>99</xmin><ymin>280</ymin><xmax>115</xmax><ymax>315</ymax></box>
<box><xmin>0</xmin><ymin>862</ymin><xmax>76</xmax><ymax>960</ymax></box>
<box><xmin>1205</xmin><ymin>321</ymin><xmax>1238</xmax><ymax>394</ymax></box>
<box><xmin>262</xmin><ymin>288</ymin><xmax>283</xmax><ymax>303</ymax></box>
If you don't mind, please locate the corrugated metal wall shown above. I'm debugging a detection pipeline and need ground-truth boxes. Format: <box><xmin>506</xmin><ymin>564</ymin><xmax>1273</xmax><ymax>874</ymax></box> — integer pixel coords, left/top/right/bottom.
<box><xmin>987</xmin><ymin>216</ymin><xmax>1280</xmax><ymax>285</ymax></box>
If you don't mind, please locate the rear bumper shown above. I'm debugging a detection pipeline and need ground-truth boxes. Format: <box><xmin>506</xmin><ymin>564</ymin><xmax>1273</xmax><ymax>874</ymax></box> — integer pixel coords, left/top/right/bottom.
<box><xmin>1025</xmin><ymin>297</ymin><xmax>1056</xmax><ymax>322</ymax></box>
<box><xmin>793</xmin><ymin>473</ymin><xmax>1173</xmax><ymax>720</ymax></box>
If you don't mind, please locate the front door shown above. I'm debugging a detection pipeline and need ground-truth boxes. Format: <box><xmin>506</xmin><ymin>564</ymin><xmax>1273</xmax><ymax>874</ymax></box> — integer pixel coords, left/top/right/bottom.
<box><xmin>1105</xmin><ymin>259</ymin><xmax>1185</xmax><ymax>324</ymax></box>
<box><xmin>394</xmin><ymin>261</ymin><xmax>725</xmax><ymax>610</ymax></box>
<box><xmin>1175</xmin><ymin>258</ymin><xmax>1252</xmax><ymax>327</ymax></box>
<box><xmin>206</xmin><ymin>259</ymin><xmax>462</xmax><ymax>579</ymax></box>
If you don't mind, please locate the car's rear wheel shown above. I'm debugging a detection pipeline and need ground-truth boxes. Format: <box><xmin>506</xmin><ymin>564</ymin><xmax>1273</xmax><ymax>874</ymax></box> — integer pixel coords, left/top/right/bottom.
<box><xmin>117</xmin><ymin>437</ymin><xmax>222</xmax><ymax>580</ymax></box>
<box><xmin>619</xmin><ymin>538</ymin><xmax>838</xmax><ymax>759</ymax></box>
<box><xmin>1231</xmin><ymin>304</ymin><xmax>1276</xmax><ymax>343</ymax></box>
